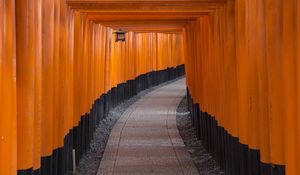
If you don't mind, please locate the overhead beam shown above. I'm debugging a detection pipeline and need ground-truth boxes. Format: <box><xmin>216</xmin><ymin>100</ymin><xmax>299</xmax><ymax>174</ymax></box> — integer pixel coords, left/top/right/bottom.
<box><xmin>67</xmin><ymin>0</ymin><xmax>225</xmax><ymax>12</ymax></box>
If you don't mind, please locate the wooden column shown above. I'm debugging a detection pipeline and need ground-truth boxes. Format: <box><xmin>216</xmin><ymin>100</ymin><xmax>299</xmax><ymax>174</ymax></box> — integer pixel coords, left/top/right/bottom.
<box><xmin>0</xmin><ymin>1</ymin><xmax>17</xmax><ymax>174</ymax></box>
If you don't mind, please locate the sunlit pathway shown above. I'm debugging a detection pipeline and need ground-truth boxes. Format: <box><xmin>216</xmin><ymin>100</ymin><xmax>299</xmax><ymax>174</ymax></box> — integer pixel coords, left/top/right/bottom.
<box><xmin>97</xmin><ymin>78</ymin><xmax>198</xmax><ymax>175</ymax></box>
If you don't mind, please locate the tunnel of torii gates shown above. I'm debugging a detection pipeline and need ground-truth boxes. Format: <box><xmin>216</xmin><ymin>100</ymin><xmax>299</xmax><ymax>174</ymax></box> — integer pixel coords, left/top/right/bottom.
<box><xmin>1</xmin><ymin>0</ymin><xmax>300</xmax><ymax>175</ymax></box>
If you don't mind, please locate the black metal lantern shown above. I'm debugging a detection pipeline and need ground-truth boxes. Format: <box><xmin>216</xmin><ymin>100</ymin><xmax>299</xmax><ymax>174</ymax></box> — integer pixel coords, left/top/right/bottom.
<box><xmin>113</xmin><ymin>28</ymin><xmax>126</xmax><ymax>42</ymax></box>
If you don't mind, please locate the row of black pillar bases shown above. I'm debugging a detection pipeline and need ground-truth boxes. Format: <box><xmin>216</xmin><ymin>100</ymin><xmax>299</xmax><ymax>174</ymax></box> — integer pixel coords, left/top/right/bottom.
<box><xmin>186</xmin><ymin>88</ymin><xmax>285</xmax><ymax>175</ymax></box>
<box><xmin>17</xmin><ymin>65</ymin><xmax>186</xmax><ymax>175</ymax></box>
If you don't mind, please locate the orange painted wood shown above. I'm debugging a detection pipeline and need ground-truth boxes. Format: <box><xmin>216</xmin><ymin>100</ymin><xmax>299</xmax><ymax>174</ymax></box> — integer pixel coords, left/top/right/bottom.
<box><xmin>2</xmin><ymin>0</ymin><xmax>300</xmax><ymax>174</ymax></box>
<box><xmin>41</xmin><ymin>0</ymin><xmax>55</xmax><ymax>157</ymax></box>
<box><xmin>0</xmin><ymin>1</ymin><xmax>17</xmax><ymax>174</ymax></box>
<box><xmin>16</xmin><ymin>0</ymin><xmax>36</xmax><ymax>169</ymax></box>
<box><xmin>33</xmin><ymin>0</ymin><xmax>42</xmax><ymax>170</ymax></box>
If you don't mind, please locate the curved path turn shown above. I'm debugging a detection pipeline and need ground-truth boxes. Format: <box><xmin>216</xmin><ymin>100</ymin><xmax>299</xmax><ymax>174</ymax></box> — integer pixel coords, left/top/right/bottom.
<box><xmin>97</xmin><ymin>78</ymin><xmax>198</xmax><ymax>175</ymax></box>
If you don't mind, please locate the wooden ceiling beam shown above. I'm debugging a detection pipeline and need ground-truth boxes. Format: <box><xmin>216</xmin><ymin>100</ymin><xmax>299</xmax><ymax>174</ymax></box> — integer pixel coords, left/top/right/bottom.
<box><xmin>67</xmin><ymin>0</ymin><xmax>225</xmax><ymax>12</ymax></box>
<box><xmin>85</xmin><ymin>12</ymin><xmax>207</xmax><ymax>21</ymax></box>
<box><xmin>66</xmin><ymin>0</ymin><xmax>225</xmax><ymax>34</ymax></box>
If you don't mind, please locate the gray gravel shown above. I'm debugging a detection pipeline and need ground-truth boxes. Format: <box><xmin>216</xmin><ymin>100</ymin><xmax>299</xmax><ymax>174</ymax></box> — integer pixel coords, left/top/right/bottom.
<box><xmin>176</xmin><ymin>96</ymin><xmax>224</xmax><ymax>175</ymax></box>
<box><xmin>76</xmin><ymin>78</ymin><xmax>183</xmax><ymax>175</ymax></box>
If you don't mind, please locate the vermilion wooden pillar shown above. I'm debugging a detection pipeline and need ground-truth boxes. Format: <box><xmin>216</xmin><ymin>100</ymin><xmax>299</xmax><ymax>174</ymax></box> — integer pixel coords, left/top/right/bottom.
<box><xmin>0</xmin><ymin>1</ymin><xmax>17</xmax><ymax>175</ymax></box>
<box><xmin>33</xmin><ymin>0</ymin><xmax>42</xmax><ymax>172</ymax></box>
<box><xmin>41</xmin><ymin>0</ymin><xmax>55</xmax><ymax>173</ymax></box>
<box><xmin>16</xmin><ymin>0</ymin><xmax>36</xmax><ymax>172</ymax></box>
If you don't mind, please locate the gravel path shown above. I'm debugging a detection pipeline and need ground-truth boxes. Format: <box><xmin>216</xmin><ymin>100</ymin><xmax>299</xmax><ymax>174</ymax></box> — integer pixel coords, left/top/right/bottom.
<box><xmin>76</xmin><ymin>78</ymin><xmax>183</xmax><ymax>175</ymax></box>
<box><xmin>176</xmin><ymin>97</ymin><xmax>224</xmax><ymax>175</ymax></box>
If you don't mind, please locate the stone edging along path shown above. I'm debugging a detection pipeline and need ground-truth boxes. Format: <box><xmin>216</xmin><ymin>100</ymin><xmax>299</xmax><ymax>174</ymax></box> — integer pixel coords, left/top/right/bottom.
<box><xmin>176</xmin><ymin>97</ymin><xmax>223</xmax><ymax>175</ymax></box>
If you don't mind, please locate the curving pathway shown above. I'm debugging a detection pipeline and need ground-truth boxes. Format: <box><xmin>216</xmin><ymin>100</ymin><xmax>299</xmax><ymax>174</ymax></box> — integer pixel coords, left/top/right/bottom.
<box><xmin>97</xmin><ymin>78</ymin><xmax>198</xmax><ymax>175</ymax></box>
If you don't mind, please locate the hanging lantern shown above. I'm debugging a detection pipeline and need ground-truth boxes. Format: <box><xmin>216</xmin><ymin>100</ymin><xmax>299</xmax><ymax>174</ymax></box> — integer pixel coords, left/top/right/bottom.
<box><xmin>113</xmin><ymin>28</ymin><xmax>127</xmax><ymax>42</ymax></box>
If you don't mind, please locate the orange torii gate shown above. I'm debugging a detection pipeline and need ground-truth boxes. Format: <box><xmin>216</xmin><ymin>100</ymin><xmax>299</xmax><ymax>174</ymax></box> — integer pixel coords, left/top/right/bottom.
<box><xmin>1</xmin><ymin>0</ymin><xmax>300</xmax><ymax>175</ymax></box>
